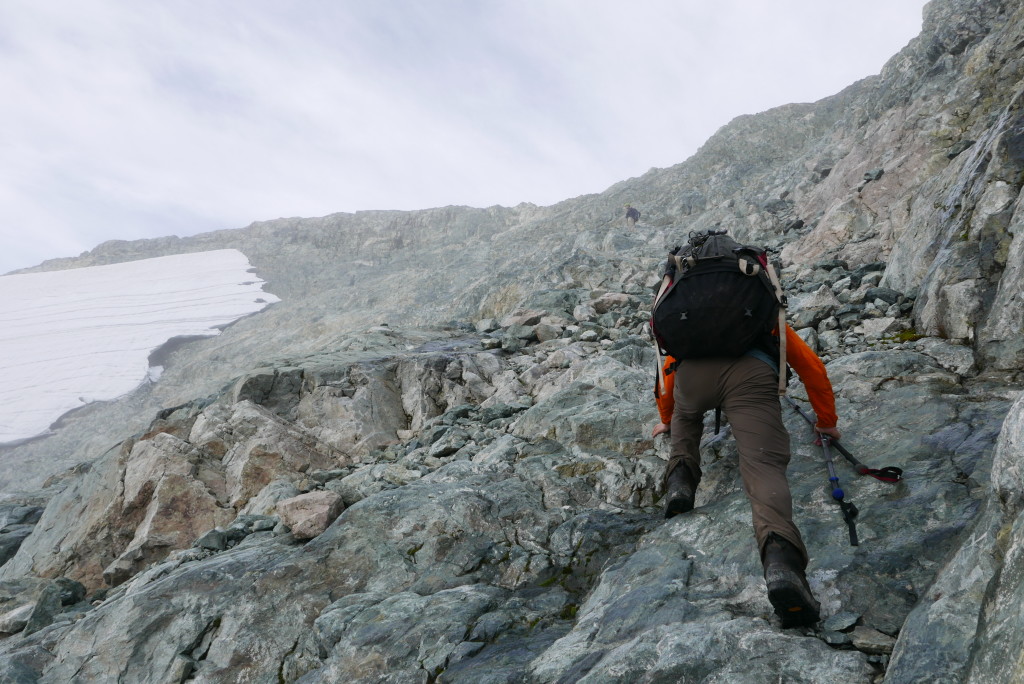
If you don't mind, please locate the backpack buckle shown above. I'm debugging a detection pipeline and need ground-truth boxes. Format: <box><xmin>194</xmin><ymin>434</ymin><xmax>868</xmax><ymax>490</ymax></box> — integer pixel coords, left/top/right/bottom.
<box><xmin>737</xmin><ymin>257</ymin><xmax>761</xmax><ymax>276</ymax></box>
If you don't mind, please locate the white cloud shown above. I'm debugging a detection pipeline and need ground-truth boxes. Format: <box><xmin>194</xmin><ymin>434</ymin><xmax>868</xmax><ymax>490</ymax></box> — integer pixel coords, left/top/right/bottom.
<box><xmin>0</xmin><ymin>0</ymin><xmax>927</xmax><ymax>274</ymax></box>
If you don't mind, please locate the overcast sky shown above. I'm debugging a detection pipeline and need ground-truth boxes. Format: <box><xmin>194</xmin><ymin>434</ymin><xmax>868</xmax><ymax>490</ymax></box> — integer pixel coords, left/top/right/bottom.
<box><xmin>0</xmin><ymin>1</ymin><xmax>929</xmax><ymax>275</ymax></box>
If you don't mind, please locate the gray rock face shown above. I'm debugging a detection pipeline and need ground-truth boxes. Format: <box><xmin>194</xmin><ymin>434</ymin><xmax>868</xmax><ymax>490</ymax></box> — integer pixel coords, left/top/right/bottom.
<box><xmin>885</xmin><ymin>392</ymin><xmax>1024</xmax><ymax>684</ymax></box>
<box><xmin>0</xmin><ymin>286</ymin><xmax>1015</xmax><ymax>681</ymax></box>
<box><xmin>0</xmin><ymin>0</ymin><xmax>1023</xmax><ymax>681</ymax></box>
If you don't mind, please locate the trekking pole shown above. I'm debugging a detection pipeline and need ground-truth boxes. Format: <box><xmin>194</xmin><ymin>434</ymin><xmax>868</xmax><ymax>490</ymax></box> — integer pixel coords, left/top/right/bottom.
<box><xmin>784</xmin><ymin>397</ymin><xmax>903</xmax><ymax>483</ymax></box>
<box><xmin>782</xmin><ymin>396</ymin><xmax>860</xmax><ymax>546</ymax></box>
<box><xmin>821</xmin><ymin>434</ymin><xmax>859</xmax><ymax>546</ymax></box>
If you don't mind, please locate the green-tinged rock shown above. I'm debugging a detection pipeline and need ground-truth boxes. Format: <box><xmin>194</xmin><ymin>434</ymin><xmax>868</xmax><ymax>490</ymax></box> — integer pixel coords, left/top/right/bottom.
<box><xmin>22</xmin><ymin>584</ymin><xmax>62</xmax><ymax>636</ymax></box>
<box><xmin>850</xmin><ymin>625</ymin><xmax>896</xmax><ymax>655</ymax></box>
<box><xmin>194</xmin><ymin>529</ymin><xmax>227</xmax><ymax>551</ymax></box>
<box><xmin>823</xmin><ymin>611</ymin><xmax>860</xmax><ymax>632</ymax></box>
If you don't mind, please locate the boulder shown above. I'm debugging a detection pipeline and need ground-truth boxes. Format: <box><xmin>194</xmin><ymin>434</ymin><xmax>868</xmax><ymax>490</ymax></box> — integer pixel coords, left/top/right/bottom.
<box><xmin>795</xmin><ymin>327</ymin><xmax>819</xmax><ymax>352</ymax></box>
<box><xmin>499</xmin><ymin>310</ymin><xmax>543</xmax><ymax>327</ymax></box>
<box><xmin>242</xmin><ymin>479</ymin><xmax>303</xmax><ymax>516</ymax></box>
<box><xmin>592</xmin><ymin>293</ymin><xmax>637</xmax><ymax>314</ymax></box>
<box><xmin>572</xmin><ymin>303</ymin><xmax>597</xmax><ymax>323</ymax></box>
<box><xmin>505</xmin><ymin>323</ymin><xmax>537</xmax><ymax>341</ymax></box>
<box><xmin>916</xmin><ymin>337</ymin><xmax>977</xmax><ymax>376</ymax></box>
<box><xmin>535</xmin><ymin>323</ymin><xmax>563</xmax><ymax>343</ymax></box>
<box><xmin>0</xmin><ymin>603</ymin><xmax>33</xmax><ymax>635</ymax></box>
<box><xmin>194</xmin><ymin>529</ymin><xmax>228</xmax><ymax>552</ymax></box>
<box><xmin>22</xmin><ymin>582</ymin><xmax>63</xmax><ymax>636</ymax></box>
<box><xmin>853</xmin><ymin>316</ymin><xmax>903</xmax><ymax>338</ymax></box>
<box><xmin>0</xmin><ymin>526</ymin><xmax>35</xmax><ymax>568</ymax></box>
<box><xmin>276</xmin><ymin>491</ymin><xmax>345</xmax><ymax>540</ymax></box>
<box><xmin>851</xmin><ymin>626</ymin><xmax>896</xmax><ymax>655</ymax></box>
<box><xmin>474</xmin><ymin>318</ymin><xmax>499</xmax><ymax>333</ymax></box>
<box><xmin>789</xmin><ymin>285</ymin><xmax>841</xmax><ymax>329</ymax></box>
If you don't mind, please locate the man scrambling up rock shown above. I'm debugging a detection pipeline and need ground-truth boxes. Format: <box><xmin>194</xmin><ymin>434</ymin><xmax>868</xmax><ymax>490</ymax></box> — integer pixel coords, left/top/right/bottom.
<box><xmin>651</xmin><ymin>230</ymin><xmax>841</xmax><ymax>628</ymax></box>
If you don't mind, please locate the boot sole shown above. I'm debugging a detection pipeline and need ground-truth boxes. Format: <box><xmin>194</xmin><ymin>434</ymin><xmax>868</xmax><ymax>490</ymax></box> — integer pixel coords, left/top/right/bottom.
<box><xmin>766</xmin><ymin>577</ymin><xmax>820</xmax><ymax>628</ymax></box>
<box><xmin>664</xmin><ymin>495</ymin><xmax>694</xmax><ymax>519</ymax></box>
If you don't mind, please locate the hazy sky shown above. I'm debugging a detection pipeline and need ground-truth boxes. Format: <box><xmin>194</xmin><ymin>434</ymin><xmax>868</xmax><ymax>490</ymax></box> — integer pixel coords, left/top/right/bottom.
<box><xmin>1</xmin><ymin>1</ymin><xmax>929</xmax><ymax>274</ymax></box>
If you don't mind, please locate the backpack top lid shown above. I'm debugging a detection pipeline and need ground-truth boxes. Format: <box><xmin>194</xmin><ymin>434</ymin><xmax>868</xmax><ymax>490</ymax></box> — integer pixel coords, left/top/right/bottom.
<box><xmin>662</xmin><ymin>230</ymin><xmax>769</xmax><ymax>281</ymax></box>
<box><xmin>686</xmin><ymin>230</ymin><xmax>739</xmax><ymax>258</ymax></box>
<box><xmin>681</xmin><ymin>229</ymin><xmax>765</xmax><ymax>264</ymax></box>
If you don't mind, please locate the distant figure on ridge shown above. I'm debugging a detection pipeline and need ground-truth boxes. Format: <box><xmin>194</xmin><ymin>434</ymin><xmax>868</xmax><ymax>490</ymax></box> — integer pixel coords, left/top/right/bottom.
<box><xmin>624</xmin><ymin>204</ymin><xmax>641</xmax><ymax>229</ymax></box>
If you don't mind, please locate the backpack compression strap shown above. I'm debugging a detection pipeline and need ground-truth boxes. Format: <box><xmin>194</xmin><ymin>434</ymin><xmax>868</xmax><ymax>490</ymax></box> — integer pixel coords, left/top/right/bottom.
<box><xmin>764</xmin><ymin>262</ymin><xmax>787</xmax><ymax>395</ymax></box>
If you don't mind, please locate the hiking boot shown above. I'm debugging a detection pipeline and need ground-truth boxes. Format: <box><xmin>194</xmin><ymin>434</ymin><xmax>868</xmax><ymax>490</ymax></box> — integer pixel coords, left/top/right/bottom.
<box><xmin>664</xmin><ymin>466</ymin><xmax>696</xmax><ymax>519</ymax></box>
<box><xmin>762</xmin><ymin>533</ymin><xmax>820</xmax><ymax>628</ymax></box>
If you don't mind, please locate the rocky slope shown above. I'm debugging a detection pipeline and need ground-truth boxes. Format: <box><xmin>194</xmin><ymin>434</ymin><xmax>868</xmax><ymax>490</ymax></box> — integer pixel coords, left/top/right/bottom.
<box><xmin>1</xmin><ymin>0</ymin><xmax>1024</xmax><ymax>681</ymax></box>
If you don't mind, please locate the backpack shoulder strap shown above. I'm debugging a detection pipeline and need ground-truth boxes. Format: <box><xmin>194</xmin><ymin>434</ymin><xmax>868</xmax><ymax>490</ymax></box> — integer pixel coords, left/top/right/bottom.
<box><xmin>652</xmin><ymin>271</ymin><xmax>675</xmax><ymax>392</ymax></box>
<box><xmin>764</xmin><ymin>261</ymin><xmax>788</xmax><ymax>395</ymax></box>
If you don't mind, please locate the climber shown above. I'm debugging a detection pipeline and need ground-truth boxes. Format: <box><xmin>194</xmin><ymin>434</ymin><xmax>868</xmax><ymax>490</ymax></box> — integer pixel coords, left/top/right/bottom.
<box><xmin>650</xmin><ymin>230</ymin><xmax>840</xmax><ymax>628</ymax></box>
<box><xmin>625</xmin><ymin>204</ymin><xmax>641</xmax><ymax>229</ymax></box>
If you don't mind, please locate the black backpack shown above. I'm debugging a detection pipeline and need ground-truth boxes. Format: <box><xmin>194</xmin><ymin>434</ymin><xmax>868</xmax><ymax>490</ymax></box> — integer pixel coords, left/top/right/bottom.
<box><xmin>651</xmin><ymin>230</ymin><xmax>787</xmax><ymax>390</ymax></box>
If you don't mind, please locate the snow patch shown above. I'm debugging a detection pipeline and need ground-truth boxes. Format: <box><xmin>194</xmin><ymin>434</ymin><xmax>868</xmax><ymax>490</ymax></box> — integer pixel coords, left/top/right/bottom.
<box><xmin>0</xmin><ymin>249</ymin><xmax>280</xmax><ymax>444</ymax></box>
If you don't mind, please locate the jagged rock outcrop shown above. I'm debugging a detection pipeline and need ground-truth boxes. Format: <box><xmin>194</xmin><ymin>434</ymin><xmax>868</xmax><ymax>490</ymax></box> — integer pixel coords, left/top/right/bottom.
<box><xmin>1</xmin><ymin>0</ymin><xmax>1024</xmax><ymax>681</ymax></box>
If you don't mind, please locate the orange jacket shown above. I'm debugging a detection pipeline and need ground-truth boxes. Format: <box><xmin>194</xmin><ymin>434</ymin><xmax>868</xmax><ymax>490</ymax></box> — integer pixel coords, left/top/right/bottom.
<box><xmin>655</xmin><ymin>324</ymin><xmax>838</xmax><ymax>429</ymax></box>
<box><xmin>655</xmin><ymin>357</ymin><xmax>676</xmax><ymax>425</ymax></box>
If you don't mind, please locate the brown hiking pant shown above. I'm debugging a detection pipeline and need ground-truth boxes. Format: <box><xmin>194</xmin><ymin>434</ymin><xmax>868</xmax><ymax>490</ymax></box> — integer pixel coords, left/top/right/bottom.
<box><xmin>666</xmin><ymin>355</ymin><xmax>809</xmax><ymax>568</ymax></box>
